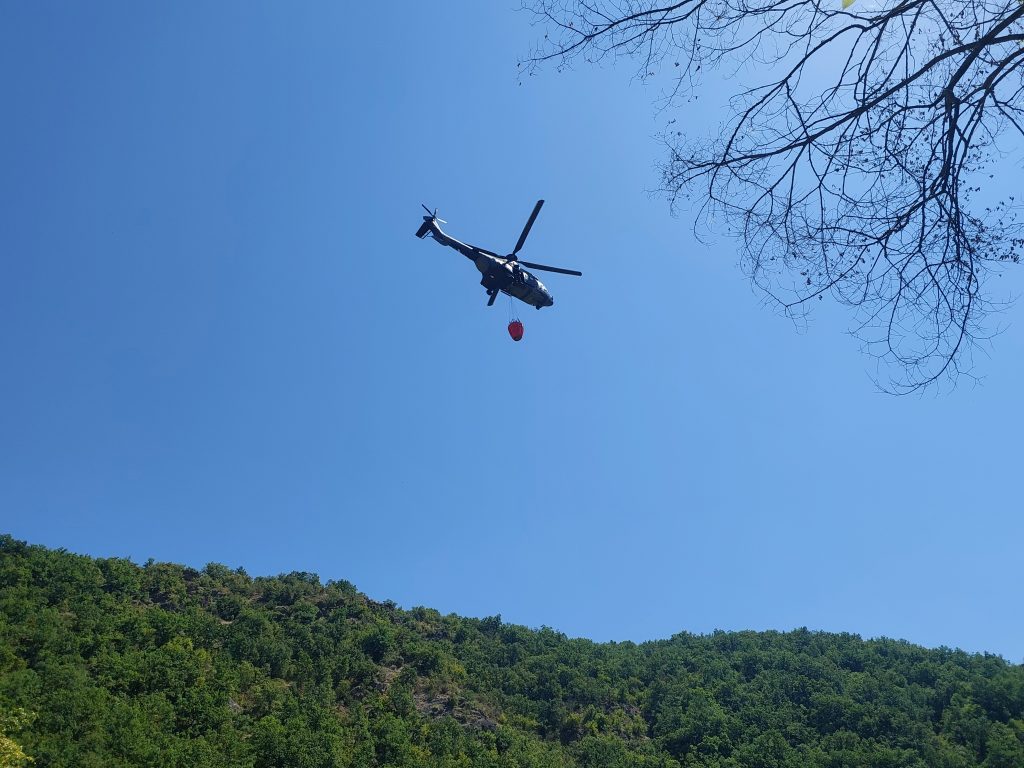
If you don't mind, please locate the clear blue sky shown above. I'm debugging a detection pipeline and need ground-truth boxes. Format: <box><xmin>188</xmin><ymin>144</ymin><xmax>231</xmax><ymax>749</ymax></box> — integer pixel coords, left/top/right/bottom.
<box><xmin>2</xmin><ymin>2</ymin><xmax>1022</xmax><ymax>662</ymax></box>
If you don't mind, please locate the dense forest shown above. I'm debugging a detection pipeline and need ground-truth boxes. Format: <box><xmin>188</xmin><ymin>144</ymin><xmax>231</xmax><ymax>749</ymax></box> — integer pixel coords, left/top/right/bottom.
<box><xmin>1</xmin><ymin>536</ymin><xmax>1022</xmax><ymax>767</ymax></box>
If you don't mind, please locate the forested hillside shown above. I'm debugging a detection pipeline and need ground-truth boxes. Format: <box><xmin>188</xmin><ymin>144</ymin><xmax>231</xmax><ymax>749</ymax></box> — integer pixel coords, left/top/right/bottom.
<box><xmin>1</xmin><ymin>536</ymin><xmax>1022</xmax><ymax>768</ymax></box>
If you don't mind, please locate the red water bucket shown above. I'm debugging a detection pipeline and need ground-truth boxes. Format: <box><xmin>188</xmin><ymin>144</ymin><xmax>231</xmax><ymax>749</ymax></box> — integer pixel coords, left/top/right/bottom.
<box><xmin>507</xmin><ymin>320</ymin><xmax>524</xmax><ymax>341</ymax></box>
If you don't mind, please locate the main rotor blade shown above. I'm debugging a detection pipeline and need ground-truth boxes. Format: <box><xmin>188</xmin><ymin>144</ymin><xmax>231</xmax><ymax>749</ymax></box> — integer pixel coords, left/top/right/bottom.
<box><xmin>511</xmin><ymin>199</ymin><xmax>544</xmax><ymax>256</ymax></box>
<box><xmin>518</xmin><ymin>260</ymin><xmax>582</xmax><ymax>277</ymax></box>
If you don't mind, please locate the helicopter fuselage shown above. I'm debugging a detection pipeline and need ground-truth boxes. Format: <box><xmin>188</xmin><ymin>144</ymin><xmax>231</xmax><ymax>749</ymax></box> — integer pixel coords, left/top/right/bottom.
<box><xmin>418</xmin><ymin>219</ymin><xmax>554</xmax><ymax>309</ymax></box>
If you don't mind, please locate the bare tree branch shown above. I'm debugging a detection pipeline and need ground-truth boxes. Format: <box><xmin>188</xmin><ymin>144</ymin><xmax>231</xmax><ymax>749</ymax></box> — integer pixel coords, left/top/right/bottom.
<box><xmin>523</xmin><ymin>0</ymin><xmax>1024</xmax><ymax>391</ymax></box>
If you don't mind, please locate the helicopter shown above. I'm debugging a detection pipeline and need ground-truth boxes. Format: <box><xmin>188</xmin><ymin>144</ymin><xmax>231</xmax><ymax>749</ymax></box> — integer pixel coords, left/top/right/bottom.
<box><xmin>414</xmin><ymin>199</ymin><xmax>582</xmax><ymax>309</ymax></box>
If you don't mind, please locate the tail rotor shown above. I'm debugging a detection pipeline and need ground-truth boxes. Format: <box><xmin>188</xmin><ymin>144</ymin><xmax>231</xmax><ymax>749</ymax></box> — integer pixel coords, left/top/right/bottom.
<box><xmin>416</xmin><ymin>203</ymin><xmax>446</xmax><ymax>238</ymax></box>
<box><xmin>421</xmin><ymin>203</ymin><xmax>446</xmax><ymax>224</ymax></box>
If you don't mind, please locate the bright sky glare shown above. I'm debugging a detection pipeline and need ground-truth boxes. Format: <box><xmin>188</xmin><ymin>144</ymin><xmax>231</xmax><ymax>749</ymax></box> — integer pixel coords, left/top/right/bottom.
<box><xmin>2</xmin><ymin>1</ymin><xmax>1023</xmax><ymax>662</ymax></box>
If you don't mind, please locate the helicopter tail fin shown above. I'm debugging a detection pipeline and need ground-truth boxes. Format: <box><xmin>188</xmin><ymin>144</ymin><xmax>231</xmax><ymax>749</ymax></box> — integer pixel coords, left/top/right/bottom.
<box><xmin>415</xmin><ymin>220</ymin><xmax>432</xmax><ymax>239</ymax></box>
